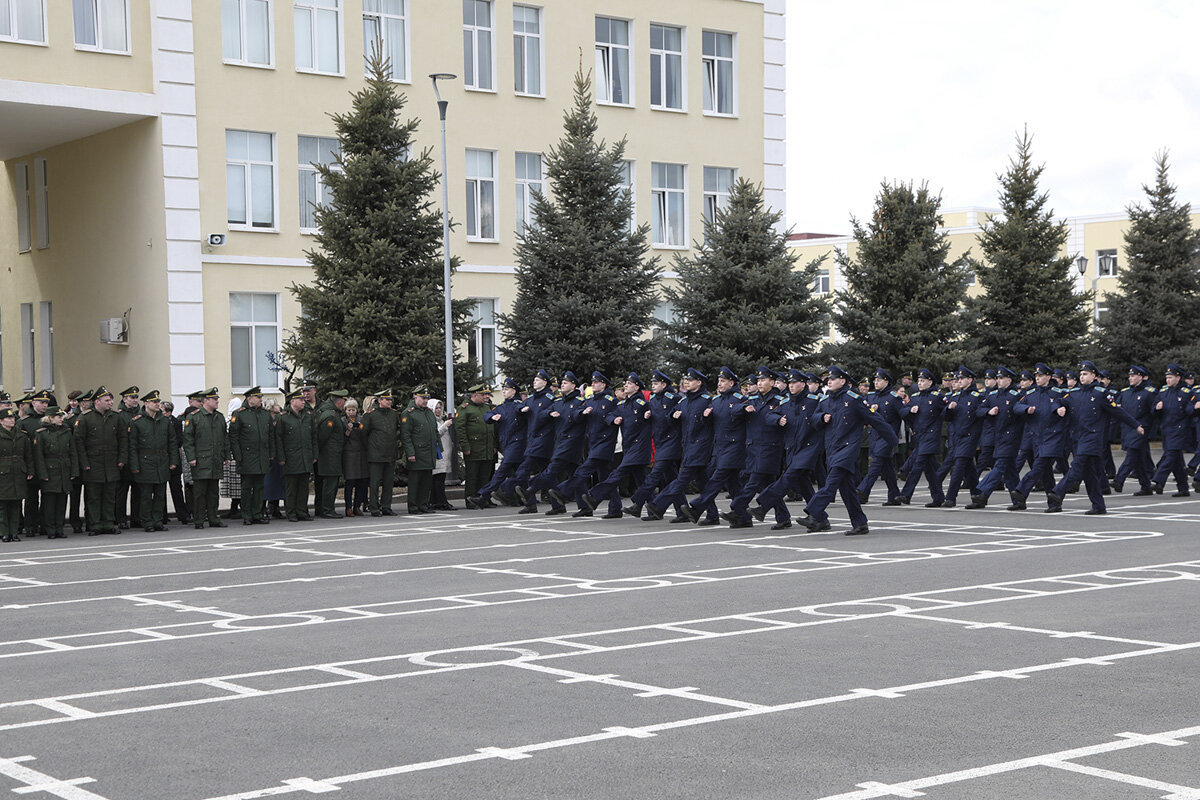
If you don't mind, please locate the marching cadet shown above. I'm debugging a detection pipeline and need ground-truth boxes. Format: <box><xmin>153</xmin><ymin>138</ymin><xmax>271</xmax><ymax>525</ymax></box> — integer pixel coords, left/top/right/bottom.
<box><xmin>17</xmin><ymin>390</ymin><xmax>51</xmax><ymax>535</ymax></box>
<box><xmin>75</xmin><ymin>387</ymin><xmax>127</xmax><ymax>536</ymax></box>
<box><xmin>127</xmin><ymin>390</ymin><xmax>179</xmax><ymax>532</ymax></box>
<box><xmin>1012</xmin><ymin>369</ymin><xmax>1037</xmax><ymax>477</ymax></box>
<box><xmin>470</xmin><ymin>378</ymin><xmax>525</xmax><ymax>509</ymax></box>
<box><xmin>227</xmin><ymin>387</ymin><xmax>274</xmax><ymax>524</ymax></box>
<box><xmin>750</xmin><ymin>369</ymin><xmax>823</xmax><ymax>528</ymax></box>
<box><xmin>856</xmin><ymin>368</ymin><xmax>905</xmax><ymax>505</ymax></box>
<box><xmin>505</xmin><ymin>369</ymin><xmax>556</xmax><ymax>508</ymax></box>
<box><xmin>363</xmin><ymin>388</ymin><xmax>400</xmax><ymax>516</ymax></box>
<box><xmin>183</xmin><ymin>388</ymin><xmax>229</xmax><ymax>529</ymax></box>
<box><xmin>1009</xmin><ymin>364</ymin><xmax>1066</xmax><ymax>510</ymax></box>
<box><xmin>624</xmin><ymin>370</ymin><xmax>682</xmax><ymax>519</ymax></box>
<box><xmin>455</xmin><ymin>384</ymin><xmax>497</xmax><ymax>504</ymax></box>
<box><xmin>519</xmin><ymin>371</ymin><xmax>586</xmax><ymax>515</ymax></box>
<box><xmin>1151</xmin><ymin>363</ymin><xmax>1193</xmax><ymax>496</ymax></box>
<box><xmin>801</xmin><ymin>366</ymin><xmax>897</xmax><ymax>535</ymax></box>
<box><xmin>1045</xmin><ymin>361</ymin><xmax>1144</xmax><ymax>514</ymax></box>
<box><xmin>276</xmin><ymin>389</ymin><xmax>316</xmax><ymax>521</ymax></box>
<box><xmin>726</xmin><ymin>367</ymin><xmax>786</xmax><ymax>528</ymax></box>
<box><xmin>584</xmin><ymin>373</ymin><xmax>653</xmax><ymax>519</ymax></box>
<box><xmin>399</xmin><ymin>385</ymin><xmax>439</xmax><ymax>514</ymax></box>
<box><xmin>644</xmin><ymin>368</ymin><xmax>713</xmax><ymax>522</ymax></box>
<box><xmin>32</xmin><ymin>405</ymin><xmax>77</xmax><ymax>539</ymax></box>
<box><xmin>553</xmin><ymin>371</ymin><xmax>619</xmax><ymax>517</ymax></box>
<box><xmin>1098</xmin><ymin>369</ymin><xmax>1120</xmax><ymax>481</ymax></box>
<box><xmin>0</xmin><ymin>409</ymin><xmax>34</xmax><ymax>543</ymax></box>
<box><xmin>682</xmin><ymin>366</ymin><xmax>747</xmax><ymax>526</ymax></box>
<box><xmin>898</xmin><ymin>368</ymin><xmax>947</xmax><ymax>507</ymax></box>
<box><xmin>977</xmin><ymin>369</ymin><xmax>998</xmax><ymax>472</ymax></box>
<box><xmin>967</xmin><ymin>367</ymin><xmax>1025</xmax><ymax>508</ymax></box>
<box><xmin>115</xmin><ymin>386</ymin><xmax>143</xmax><ymax>529</ymax></box>
<box><xmin>941</xmin><ymin>366</ymin><xmax>984</xmax><ymax>507</ymax></box>
<box><xmin>315</xmin><ymin>389</ymin><xmax>349</xmax><ymax>518</ymax></box>
<box><xmin>1113</xmin><ymin>366</ymin><xmax>1157</xmax><ymax>495</ymax></box>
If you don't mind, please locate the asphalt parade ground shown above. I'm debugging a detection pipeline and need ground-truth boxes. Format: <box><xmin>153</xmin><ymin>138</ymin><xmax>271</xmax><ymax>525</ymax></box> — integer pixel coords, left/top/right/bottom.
<box><xmin>0</xmin><ymin>486</ymin><xmax>1196</xmax><ymax>800</ymax></box>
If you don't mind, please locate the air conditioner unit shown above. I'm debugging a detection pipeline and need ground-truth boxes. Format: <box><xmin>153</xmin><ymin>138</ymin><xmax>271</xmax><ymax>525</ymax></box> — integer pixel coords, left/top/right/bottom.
<box><xmin>100</xmin><ymin>318</ymin><xmax>126</xmax><ymax>344</ymax></box>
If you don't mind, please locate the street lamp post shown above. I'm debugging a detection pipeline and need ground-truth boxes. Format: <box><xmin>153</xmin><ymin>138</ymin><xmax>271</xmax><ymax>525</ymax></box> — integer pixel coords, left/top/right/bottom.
<box><xmin>1075</xmin><ymin>255</ymin><xmax>1099</xmax><ymax>329</ymax></box>
<box><xmin>430</xmin><ymin>72</ymin><xmax>457</xmax><ymax>414</ymax></box>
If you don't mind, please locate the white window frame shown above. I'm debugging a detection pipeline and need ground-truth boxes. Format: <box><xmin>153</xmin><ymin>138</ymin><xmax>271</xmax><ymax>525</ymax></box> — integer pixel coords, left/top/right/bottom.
<box><xmin>514</xmin><ymin>151</ymin><xmax>542</xmax><ymax>237</ymax></box>
<box><xmin>33</xmin><ymin>156</ymin><xmax>48</xmax><ymax>249</ymax></box>
<box><xmin>0</xmin><ymin>0</ymin><xmax>47</xmax><ymax>45</ymax></box>
<box><xmin>73</xmin><ymin>0</ymin><xmax>130</xmax><ymax>54</ymax></box>
<box><xmin>294</xmin><ymin>0</ymin><xmax>343</xmax><ymax>76</ymax></box>
<box><xmin>512</xmin><ymin>3</ymin><xmax>543</xmax><ymax>97</ymax></box>
<box><xmin>468</xmin><ymin>297</ymin><xmax>500</xmax><ymax>383</ymax></box>
<box><xmin>702</xmin><ymin>165</ymin><xmax>736</xmax><ymax>228</ymax></box>
<box><xmin>595</xmin><ymin>15</ymin><xmax>632</xmax><ymax>107</ymax></box>
<box><xmin>223</xmin><ymin>0</ymin><xmax>274</xmax><ymax>68</ymax></box>
<box><xmin>362</xmin><ymin>0</ymin><xmax>409</xmax><ymax>82</ymax></box>
<box><xmin>1095</xmin><ymin>302</ymin><xmax>1110</xmax><ymax>328</ymax></box>
<box><xmin>649</xmin><ymin>22</ymin><xmax>684</xmax><ymax>112</ymax></box>
<box><xmin>462</xmin><ymin>0</ymin><xmax>495</xmax><ymax>92</ymax></box>
<box><xmin>702</xmin><ymin>29</ymin><xmax>736</xmax><ymax>117</ymax></box>
<box><xmin>229</xmin><ymin>292</ymin><xmax>282</xmax><ymax>391</ymax></box>
<box><xmin>651</xmin><ymin>300</ymin><xmax>676</xmax><ymax>339</ymax></box>
<box><xmin>1097</xmin><ymin>248</ymin><xmax>1118</xmax><ymax>277</ymax></box>
<box><xmin>813</xmin><ymin>268</ymin><xmax>831</xmax><ymax>295</ymax></box>
<box><xmin>650</xmin><ymin>162</ymin><xmax>687</xmax><ymax>249</ymax></box>
<box><xmin>226</xmin><ymin>129</ymin><xmax>278</xmax><ymax>232</ymax></box>
<box><xmin>465</xmin><ymin>148</ymin><xmax>498</xmax><ymax>242</ymax></box>
<box><xmin>14</xmin><ymin>161</ymin><xmax>30</xmax><ymax>254</ymax></box>
<box><xmin>19</xmin><ymin>302</ymin><xmax>34</xmax><ymax>391</ymax></box>
<box><xmin>298</xmin><ymin>134</ymin><xmax>339</xmax><ymax>234</ymax></box>
<box><xmin>38</xmin><ymin>300</ymin><xmax>52</xmax><ymax>389</ymax></box>
<box><xmin>619</xmin><ymin>160</ymin><xmax>636</xmax><ymax>233</ymax></box>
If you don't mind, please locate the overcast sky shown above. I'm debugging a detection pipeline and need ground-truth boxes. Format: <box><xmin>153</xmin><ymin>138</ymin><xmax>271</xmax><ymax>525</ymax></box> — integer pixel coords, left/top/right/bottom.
<box><xmin>784</xmin><ymin>1</ymin><xmax>1200</xmax><ymax>234</ymax></box>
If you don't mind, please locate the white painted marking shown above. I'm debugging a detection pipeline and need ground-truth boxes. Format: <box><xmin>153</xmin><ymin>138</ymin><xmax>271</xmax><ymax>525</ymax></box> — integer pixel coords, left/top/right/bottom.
<box><xmin>201</xmin><ymin>680</ymin><xmax>264</xmax><ymax>697</ymax></box>
<box><xmin>31</xmin><ymin>701</ymin><xmax>95</xmax><ymax>720</ymax></box>
<box><xmin>0</xmin><ymin>756</ymin><xmax>108</xmax><ymax>800</ymax></box>
<box><xmin>634</xmin><ymin>686</ymin><xmax>699</xmax><ymax>698</ymax></box>
<box><xmin>850</xmin><ymin>688</ymin><xmax>906</xmax><ymax>699</ymax></box>
<box><xmin>1115</xmin><ymin>731</ymin><xmax>1191</xmax><ymax>746</ymax></box>
<box><xmin>1046</xmin><ymin>759</ymin><xmax>1200</xmax><ymax>797</ymax></box>
<box><xmin>853</xmin><ymin>782</ymin><xmax>925</xmax><ymax>797</ymax></box>
<box><xmin>556</xmin><ymin>674</ymin><xmax>619</xmax><ymax>684</ymax></box>
<box><xmin>603</xmin><ymin>726</ymin><xmax>656</xmax><ymax>739</ymax></box>
<box><xmin>475</xmin><ymin>747</ymin><xmax>532</xmax><ymax>761</ymax></box>
<box><xmin>311</xmin><ymin>666</ymin><xmax>374</xmax><ymax>680</ymax></box>
<box><xmin>11</xmin><ymin>778</ymin><xmax>99</xmax><ymax>795</ymax></box>
<box><xmin>280</xmin><ymin>777</ymin><xmax>340</xmax><ymax>793</ymax></box>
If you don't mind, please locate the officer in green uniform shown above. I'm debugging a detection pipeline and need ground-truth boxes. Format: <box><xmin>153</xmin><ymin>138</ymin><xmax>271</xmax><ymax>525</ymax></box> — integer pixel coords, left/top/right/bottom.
<box><xmin>400</xmin><ymin>385</ymin><xmax>439</xmax><ymax>514</ymax></box>
<box><xmin>115</xmin><ymin>386</ymin><xmax>143</xmax><ymax>529</ymax></box>
<box><xmin>0</xmin><ymin>409</ymin><xmax>34</xmax><ymax>543</ymax></box>
<box><xmin>228</xmin><ymin>387</ymin><xmax>273</xmax><ymax>525</ymax></box>
<box><xmin>454</xmin><ymin>384</ymin><xmax>496</xmax><ymax>501</ymax></box>
<box><xmin>183</xmin><ymin>388</ymin><xmax>229</xmax><ymax>529</ymax></box>
<box><xmin>301</xmin><ymin>379</ymin><xmax>321</xmax><ymax>509</ymax></box>
<box><xmin>364</xmin><ymin>388</ymin><xmax>400</xmax><ymax>516</ymax></box>
<box><xmin>74</xmin><ymin>387</ymin><xmax>128</xmax><ymax>535</ymax></box>
<box><xmin>68</xmin><ymin>389</ymin><xmax>93</xmax><ymax>532</ymax></box>
<box><xmin>128</xmin><ymin>390</ymin><xmax>179</xmax><ymax>532</ymax></box>
<box><xmin>315</xmin><ymin>389</ymin><xmax>349</xmax><ymax>518</ymax></box>
<box><xmin>17</xmin><ymin>389</ymin><xmax>51</xmax><ymax>535</ymax></box>
<box><xmin>276</xmin><ymin>389</ymin><xmax>315</xmax><ymax>521</ymax></box>
<box><xmin>32</xmin><ymin>405</ymin><xmax>77</xmax><ymax>539</ymax></box>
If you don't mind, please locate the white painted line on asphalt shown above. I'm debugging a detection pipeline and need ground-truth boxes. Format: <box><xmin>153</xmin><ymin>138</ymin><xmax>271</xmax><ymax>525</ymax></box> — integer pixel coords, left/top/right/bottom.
<box><xmin>200</xmin><ymin>679</ymin><xmax>266</xmax><ymax>697</ymax></box>
<box><xmin>852</xmin><ymin>783</ymin><xmax>925</xmax><ymax>798</ymax></box>
<box><xmin>1046</xmin><ymin>759</ymin><xmax>1200</xmax><ymax>797</ymax></box>
<box><xmin>30</xmin><ymin>700</ymin><xmax>95</xmax><ymax>720</ymax></box>
<box><xmin>0</xmin><ymin>756</ymin><xmax>108</xmax><ymax>800</ymax></box>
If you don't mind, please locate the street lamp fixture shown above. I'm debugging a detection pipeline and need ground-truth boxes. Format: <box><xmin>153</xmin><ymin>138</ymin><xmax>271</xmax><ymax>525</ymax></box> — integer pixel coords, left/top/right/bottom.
<box><xmin>1074</xmin><ymin>255</ymin><xmax>1100</xmax><ymax>328</ymax></box>
<box><xmin>1075</xmin><ymin>255</ymin><xmax>1088</xmax><ymax>275</ymax></box>
<box><xmin>430</xmin><ymin>72</ymin><xmax>457</xmax><ymax>413</ymax></box>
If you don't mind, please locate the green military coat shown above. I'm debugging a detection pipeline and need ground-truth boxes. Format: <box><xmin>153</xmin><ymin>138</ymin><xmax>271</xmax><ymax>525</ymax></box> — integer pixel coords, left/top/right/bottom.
<box><xmin>33</xmin><ymin>424</ymin><xmax>78</xmax><ymax>494</ymax></box>
<box><xmin>399</xmin><ymin>402</ymin><xmax>439</xmax><ymax>470</ymax></box>
<box><xmin>128</xmin><ymin>411</ymin><xmax>179</xmax><ymax>484</ymax></box>
<box><xmin>182</xmin><ymin>409</ymin><xmax>229</xmax><ymax>480</ymax></box>
<box><xmin>315</xmin><ymin>400</ymin><xmax>346</xmax><ymax>477</ymax></box>
<box><xmin>228</xmin><ymin>405</ymin><xmax>274</xmax><ymax>475</ymax></box>
<box><xmin>74</xmin><ymin>409</ymin><xmax>129</xmax><ymax>483</ymax></box>
<box><xmin>454</xmin><ymin>400</ymin><xmax>496</xmax><ymax>462</ymax></box>
<box><xmin>0</xmin><ymin>427</ymin><xmax>33</xmax><ymax>501</ymax></box>
<box><xmin>275</xmin><ymin>408</ymin><xmax>315</xmax><ymax>476</ymax></box>
<box><xmin>16</xmin><ymin>414</ymin><xmax>42</xmax><ymax>442</ymax></box>
<box><xmin>362</xmin><ymin>407</ymin><xmax>399</xmax><ymax>464</ymax></box>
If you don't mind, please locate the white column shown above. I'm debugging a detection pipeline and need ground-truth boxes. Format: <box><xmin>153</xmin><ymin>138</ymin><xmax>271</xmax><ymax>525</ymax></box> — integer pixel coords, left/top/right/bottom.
<box><xmin>762</xmin><ymin>0</ymin><xmax>787</xmax><ymax>233</ymax></box>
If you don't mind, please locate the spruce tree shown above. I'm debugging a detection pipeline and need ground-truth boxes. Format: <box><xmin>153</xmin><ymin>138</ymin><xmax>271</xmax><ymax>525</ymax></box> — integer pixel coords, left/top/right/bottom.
<box><xmin>285</xmin><ymin>55</ymin><xmax>475</xmax><ymax>400</ymax></box>
<box><xmin>824</xmin><ymin>180</ymin><xmax>976</xmax><ymax>378</ymax></box>
<box><xmin>1100</xmin><ymin>152</ymin><xmax>1200</xmax><ymax>376</ymax></box>
<box><xmin>965</xmin><ymin>131</ymin><xmax>1091</xmax><ymax>367</ymax></box>
<box><xmin>497</xmin><ymin>70</ymin><xmax>661</xmax><ymax>382</ymax></box>
<box><xmin>662</xmin><ymin>179</ymin><xmax>828</xmax><ymax>378</ymax></box>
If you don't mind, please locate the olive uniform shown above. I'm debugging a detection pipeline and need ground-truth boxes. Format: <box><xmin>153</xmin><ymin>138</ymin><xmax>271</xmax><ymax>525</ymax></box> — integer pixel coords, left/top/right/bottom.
<box><xmin>115</xmin><ymin>387</ymin><xmax>143</xmax><ymax>528</ymax></box>
<box><xmin>363</xmin><ymin>391</ymin><xmax>400</xmax><ymax>515</ymax></box>
<box><xmin>32</xmin><ymin>411</ymin><xmax>77</xmax><ymax>538</ymax></box>
<box><xmin>16</xmin><ymin>390</ymin><xmax>52</xmax><ymax>534</ymax></box>
<box><xmin>315</xmin><ymin>391</ymin><xmax>349</xmax><ymax>517</ymax></box>
<box><xmin>229</xmin><ymin>388</ymin><xmax>273</xmax><ymax>524</ymax></box>
<box><xmin>128</xmin><ymin>393</ymin><xmax>179</xmax><ymax>531</ymax></box>
<box><xmin>0</xmin><ymin>413</ymin><xmax>34</xmax><ymax>542</ymax></box>
<box><xmin>400</xmin><ymin>387</ymin><xmax>440</xmax><ymax>514</ymax></box>
<box><xmin>454</xmin><ymin>386</ymin><xmax>497</xmax><ymax>500</ymax></box>
<box><xmin>74</xmin><ymin>389</ymin><xmax>129</xmax><ymax>535</ymax></box>
<box><xmin>182</xmin><ymin>391</ymin><xmax>229</xmax><ymax>528</ymax></box>
<box><xmin>275</xmin><ymin>394</ymin><xmax>315</xmax><ymax>521</ymax></box>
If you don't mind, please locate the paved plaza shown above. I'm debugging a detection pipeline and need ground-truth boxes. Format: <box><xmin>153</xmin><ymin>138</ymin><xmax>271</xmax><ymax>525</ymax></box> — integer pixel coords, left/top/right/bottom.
<box><xmin>0</xmin><ymin>486</ymin><xmax>1196</xmax><ymax>799</ymax></box>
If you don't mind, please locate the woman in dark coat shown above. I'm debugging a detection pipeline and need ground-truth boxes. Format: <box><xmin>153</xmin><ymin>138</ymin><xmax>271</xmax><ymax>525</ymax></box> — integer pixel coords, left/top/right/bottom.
<box><xmin>342</xmin><ymin>399</ymin><xmax>369</xmax><ymax>516</ymax></box>
<box><xmin>0</xmin><ymin>410</ymin><xmax>34</xmax><ymax>543</ymax></box>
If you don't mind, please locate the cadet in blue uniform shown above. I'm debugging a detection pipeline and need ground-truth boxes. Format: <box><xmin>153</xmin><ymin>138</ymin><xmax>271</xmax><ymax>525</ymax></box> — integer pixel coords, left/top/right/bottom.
<box><xmin>552</xmin><ymin>372</ymin><xmax>619</xmax><ymax>516</ymax></box>
<box><xmin>1112</xmin><ymin>365</ymin><xmax>1157</xmax><ymax>495</ymax></box>
<box><xmin>801</xmin><ymin>366</ymin><xmax>897</xmax><ymax>535</ymax></box>
<box><xmin>1046</xmin><ymin>361</ymin><xmax>1144</xmax><ymax>513</ymax></box>
<box><xmin>505</xmin><ymin>369</ymin><xmax>556</xmax><ymax>508</ymax></box>
<box><xmin>1012</xmin><ymin>369</ymin><xmax>1036</xmax><ymax>476</ymax></box>
<box><xmin>1098</xmin><ymin>369</ymin><xmax>1120</xmax><ymax>480</ymax></box>
<box><xmin>725</xmin><ymin>367</ymin><xmax>786</xmax><ymax>528</ymax></box>
<box><xmin>624</xmin><ymin>370</ymin><xmax>681</xmax><ymax>518</ymax></box>
<box><xmin>682</xmin><ymin>367</ymin><xmax>747</xmax><ymax>525</ymax></box>
<box><xmin>644</xmin><ymin>369</ymin><xmax>714</xmax><ymax>523</ymax></box>
<box><xmin>899</xmin><ymin>368</ymin><xmax>946</xmax><ymax>507</ymax></box>
<box><xmin>520</xmin><ymin>371</ymin><xmax>586</xmax><ymax>514</ymax></box>
<box><xmin>941</xmin><ymin>366</ymin><xmax>984</xmax><ymax>507</ymax></box>
<box><xmin>470</xmin><ymin>378</ymin><xmax>526</xmax><ymax>508</ymax></box>
<box><xmin>1150</xmin><ymin>363</ymin><xmax>1193</xmax><ymax>496</ymax></box>
<box><xmin>584</xmin><ymin>373</ymin><xmax>653</xmax><ymax>518</ymax></box>
<box><xmin>977</xmin><ymin>369</ymin><xmax>998</xmax><ymax>472</ymax></box>
<box><xmin>966</xmin><ymin>366</ymin><xmax>1024</xmax><ymax>508</ymax></box>
<box><xmin>1009</xmin><ymin>364</ymin><xmax>1065</xmax><ymax>510</ymax></box>
<box><xmin>750</xmin><ymin>369</ymin><xmax>823</xmax><ymax>527</ymax></box>
<box><xmin>856</xmin><ymin>369</ymin><xmax>904</xmax><ymax>505</ymax></box>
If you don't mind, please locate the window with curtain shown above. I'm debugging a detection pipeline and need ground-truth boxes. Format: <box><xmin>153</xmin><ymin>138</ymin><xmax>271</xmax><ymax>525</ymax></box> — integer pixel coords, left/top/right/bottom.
<box><xmin>226</xmin><ymin>130</ymin><xmax>276</xmax><ymax>229</ymax></box>
<box><xmin>362</xmin><ymin>0</ymin><xmax>407</xmax><ymax>80</ymax></box>
<box><xmin>702</xmin><ymin>30</ymin><xmax>734</xmax><ymax>115</ymax></box>
<box><xmin>295</xmin><ymin>0</ymin><xmax>341</xmax><ymax>74</ymax></box>
<box><xmin>0</xmin><ymin>0</ymin><xmax>45</xmax><ymax>44</ymax></box>
<box><xmin>512</xmin><ymin>4</ymin><xmax>541</xmax><ymax>95</ymax></box>
<box><xmin>650</xmin><ymin>23</ymin><xmax>682</xmax><ymax>110</ymax></box>
<box><xmin>465</xmin><ymin>149</ymin><xmax>496</xmax><ymax>240</ymax></box>
<box><xmin>514</xmin><ymin>151</ymin><xmax>542</xmax><ymax>237</ymax></box>
<box><xmin>595</xmin><ymin>16</ymin><xmax>630</xmax><ymax>105</ymax></box>
<box><xmin>702</xmin><ymin>166</ymin><xmax>736</xmax><ymax>227</ymax></box>
<box><xmin>463</xmin><ymin>0</ymin><xmax>493</xmax><ymax>90</ymax></box>
<box><xmin>230</xmin><ymin>293</ymin><xmax>280</xmax><ymax>389</ymax></box>
<box><xmin>298</xmin><ymin>135</ymin><xmax>339</xmax><ymax>231</ymax></box>
<box><xmin>651</xmin><ymin>162</ymin><xmax>685</xmax><ymax>247</ymax></box>
<box><xmin>222</xmin><ymin>0</ymin><xmax>272</xmax><ymax>66</ymax></box>
<box><xmin>73</xmin><ymin>0</ymin><xmax>128</xmax><ymax>52</ymax></box>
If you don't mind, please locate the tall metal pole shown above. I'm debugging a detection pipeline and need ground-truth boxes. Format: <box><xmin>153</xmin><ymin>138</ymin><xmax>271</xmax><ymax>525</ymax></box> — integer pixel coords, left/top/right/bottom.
<box><xmin>431</xmin><ymin>74</ymin><xmax>457</xmax><ymax>414</ymax></box>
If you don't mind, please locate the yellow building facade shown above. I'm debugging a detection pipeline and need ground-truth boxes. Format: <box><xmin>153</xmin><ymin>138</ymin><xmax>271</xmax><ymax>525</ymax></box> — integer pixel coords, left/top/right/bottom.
<box><xmin>0</xmin><ymin>0</ymin><xmax>786</xmax><ymax>403</ymax></box>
